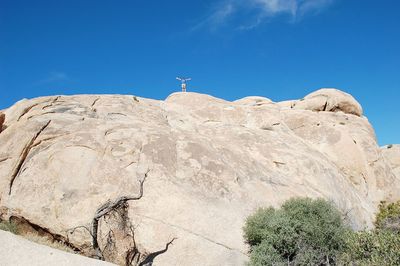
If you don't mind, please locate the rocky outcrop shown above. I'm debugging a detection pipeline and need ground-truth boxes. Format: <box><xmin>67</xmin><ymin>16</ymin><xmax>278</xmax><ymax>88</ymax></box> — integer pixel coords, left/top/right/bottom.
<box><xmin>0</xmin><ymin>89</ymin><xmax>398</xmax><ymax>265</ymax></box>
<box><xmin>292</xmin><ymin>88</ymin><xmax>363</xmax><ymax>116</ymax></box>
<box><xmin>382</xmin><ymin>144</ymin><xmax>400</xmax><ymax>181</ymax></box>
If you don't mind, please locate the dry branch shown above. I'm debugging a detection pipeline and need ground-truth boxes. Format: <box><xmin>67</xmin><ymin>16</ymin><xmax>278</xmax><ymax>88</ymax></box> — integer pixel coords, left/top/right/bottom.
<box><xmin>91</xmin><ymin>171</ymin><xmax>148</xmax><ymax>260</ymax></box>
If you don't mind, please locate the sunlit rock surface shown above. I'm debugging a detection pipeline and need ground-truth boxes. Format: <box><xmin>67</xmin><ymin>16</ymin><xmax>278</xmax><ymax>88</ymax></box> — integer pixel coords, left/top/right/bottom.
<box><xmin>0</xmin><ymin>88</ymin><xmax>398</xmax><ymax>265</ymax></box>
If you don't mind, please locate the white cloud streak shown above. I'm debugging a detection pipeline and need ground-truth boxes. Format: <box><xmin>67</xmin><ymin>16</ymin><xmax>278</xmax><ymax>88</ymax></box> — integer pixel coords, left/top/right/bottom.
<box><xmin>39</xmin><ymin>71</ymin><xmax>69</xmax><ymax>84</ymax></box>
<box><xmin>191</xmin><ymin>1</ymin><xmax>236</xmax><ymax>31</ymax></box>
<box><xmin>255</xmin><ymin>0</ymin><xmax>298</xmax><ymax>16</ymax></box>
<box><xmin>195</xmin><ymin>0</ymin><xmax>334</xmax><ymax>31</ymax></box>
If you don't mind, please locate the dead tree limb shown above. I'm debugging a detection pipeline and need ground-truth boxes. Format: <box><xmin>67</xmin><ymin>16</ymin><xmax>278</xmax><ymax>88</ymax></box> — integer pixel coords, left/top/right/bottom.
<box><xmin>67</xmin><ymin>225</ymin><xmax>93</xmax><ymax>237</ymax></box>
<box><xmin>125</xmin><ymin>225</ymin><xmax>141</xmax><ymax>266</ymax></box>
<box><xmin>70</xmin><ymin>168</ymin><xmax>177</xmax><ymax>265</ymax></box>
<box><xmin>91</xmin><ymin>172</ymin><xmax>148</xmax><ymax>260</ymax></box>
<box><xmin>138</xmin><ymin>238</ymin><xmax>177</xmax><ymax>266</ymax></box>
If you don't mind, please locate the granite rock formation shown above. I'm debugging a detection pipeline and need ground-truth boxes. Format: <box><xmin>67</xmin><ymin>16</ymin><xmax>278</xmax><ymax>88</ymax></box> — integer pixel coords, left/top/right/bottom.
<box><xmin>0</xmin><ymin>88</ymin><xmax>398</xmax><ymax>265</ymax></box>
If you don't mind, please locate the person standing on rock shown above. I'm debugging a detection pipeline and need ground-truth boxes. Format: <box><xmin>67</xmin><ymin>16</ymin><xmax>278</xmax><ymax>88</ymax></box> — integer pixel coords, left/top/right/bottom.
<box><xmin>176</xmin><ymin>77</ymin><xmax>191</xmax><ymax>92</ymax></box>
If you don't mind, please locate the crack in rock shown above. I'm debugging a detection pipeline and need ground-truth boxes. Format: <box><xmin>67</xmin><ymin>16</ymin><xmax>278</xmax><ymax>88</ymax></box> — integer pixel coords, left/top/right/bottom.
<box><xmin>9</xmin><ymin>215</ymin><xmax>82</xmax><ymax>252</ymax></box>
<box><xmin>17</xmin><ymin>103</ymin><xmax>42</xmax><ymax>121</ymax></box>
<box><xmin>107</xmin><ymin>112</ymin><xmax>127</xmax><ymax>117</ymax></box>
<box><xmin>17</xmin><ymin>104</ymin><xmax>39</xmax><ymax>121</ymax></box>
<box><xmin>9</xmin><ymin>120</ymin><xmax>51</xmax><ymax>195</ymax></box>
<box><xmin>30</xmin><ymin>134</ymin><xmax>69</xmax><ymax>149</ymax></box>
<box><xmin>322</xmin><ymin>99</ymin><xmax>328</xmax><ymax>111</ymax></box>
<box><xmin>133</xmin><ymin>213</ymin><xmax>247</xmax><ymax>256</ymax></box>
<box><xmin>27</xmin><ymin>111</ymin><xmax>58</xmax><ymax>120</ymax></box>
<box><xmin>290</xmin><ymin>124</ymin><xmax>305</xmax><ymax>131</ymax></box>
<box><xmin>0</xmin><ymin>157</ymin><xmax>11</xmax><ymax>163</ymax></box>
<box><xmin>42</xmin><ymin>96</ymin><xmax>61</xmax><ymax>110</ymax></box>
<box><xmin>91</xmin><ymin>97</ymin><xmax>100</xmax><ymax>108</ymax></box>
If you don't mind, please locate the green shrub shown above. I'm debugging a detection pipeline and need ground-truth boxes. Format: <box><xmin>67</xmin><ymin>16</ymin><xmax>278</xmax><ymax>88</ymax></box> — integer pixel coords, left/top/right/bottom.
<box><xmin>244</xmin><ymin>198</ymin><xmax>400</xmax><ymax>265</ymax></box>
<box><xmin>248</xmin><ymin>241</ymin><xmax>286</xmax><ymax>266</ymax></box>
<box><xmin>375</xmin><ymin>200</ymin><xmax>400</xmax><ymax>233</ymax></box>
<box><xmin>243</xmin><ymin>198</ymin><xmax>348</xmax><ymax>265</ymax></box>
<box><xmin>337</xmin><ymin>201</ymin><xmax>400</xmax><ymax>265</ymax></box>
<box><xmin>0</xmin><ymin>220</ymin><xmax>18</xmax><ymax>234</ymax></box>
<box><xmin>339</xmin><ymin>230</ymin><xmax>400</xmax><ymax>266</ymax></box>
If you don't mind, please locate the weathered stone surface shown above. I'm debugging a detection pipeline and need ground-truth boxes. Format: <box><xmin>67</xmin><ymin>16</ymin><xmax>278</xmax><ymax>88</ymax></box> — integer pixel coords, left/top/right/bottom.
<box><xmin>0</xmin><ymin>89</ymin><xmax>398</xmax><ymax>265</ymax></box>
<box><xmin>0</xmin><ymin>230</ymin><xmax>116</xmax><ymax>266</ymax></box>
<box><xmin>233</xmin><ymin>96</ymin><xmax>273</xmax><ymax>106</ymax></box>
<box><xmin>293</xmin><ymin>88</ymin><xmax>363</xmax><ymax>116</ymax></box>
<box><xmin>382</xmin><ymin>144</ymin><xmax>400</xmax><ymax>181</ymax></box>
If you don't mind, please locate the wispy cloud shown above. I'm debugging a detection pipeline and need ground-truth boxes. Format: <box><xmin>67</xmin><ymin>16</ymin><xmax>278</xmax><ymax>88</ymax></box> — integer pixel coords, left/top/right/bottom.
<box><xmin>296</xmin><ymin>0</ymin><xmax>334</xmax><ymax>17</ymax></box>
<box><xmin>38</xmin><ymin>71</ymin><xmax>69</xmax><ymax>84</ymax></box>
<box><xmin>191</xmin><ymin>1</ymin><xmax>236</xmax><ymax>32</ymax></box>
<box><xmin>194</xmin><ymin>0</ymin><xmax>334</xmax><ymax>31</ymax></box>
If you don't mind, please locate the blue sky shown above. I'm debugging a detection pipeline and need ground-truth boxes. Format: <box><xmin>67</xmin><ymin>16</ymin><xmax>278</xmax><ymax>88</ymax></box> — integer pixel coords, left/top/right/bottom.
<box><xmin>0</xmin><ymin>0</ymin><xmax>399</xmax><ymax>145</ymax></box>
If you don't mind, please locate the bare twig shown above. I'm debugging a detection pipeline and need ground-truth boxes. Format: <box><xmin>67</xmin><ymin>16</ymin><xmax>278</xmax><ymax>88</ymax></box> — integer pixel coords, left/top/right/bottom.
<box><xmin>67</xmin><ymin>225</ymin><xmax>93</xmax><ymax>238</ymax></box>
<box><xmin>91</xmin><ymin>172</ymin><xmax>148</xmax><ymax>260</ymax></box>
<box><xmin>71</xmin><ymin>168</ymin><xmax>177</xmax><ymax>265</ymax></box>
<box><xmin>138</xmin><ymin>238</ymin><xmax>177</xmax><ymax>266</ymax></box>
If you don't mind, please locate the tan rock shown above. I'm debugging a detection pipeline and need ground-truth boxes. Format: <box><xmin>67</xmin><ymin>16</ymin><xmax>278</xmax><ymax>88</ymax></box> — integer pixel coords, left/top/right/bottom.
<box><xmin>234</xmin><ymin>96</ymin><xmax>273</xmax><ymax>106</ymax></box>
<box><xmin>275</xmin><ymin>99</ymin><xmax>296</xmax><ymax>109</ymax></box>
<box><xmin>0</xmin><ymin>89</ymin><xmax>398</xmax><ymax>265</ymax></box>
<box><xmin>382</xmin><ymin>144</ymin><xmax>400</xmax><ymax>182</ymax></box>
<box><xmin>292</xmin><ymin>88</ymin><xmax>363</xmax><ymax>116</ymax></box>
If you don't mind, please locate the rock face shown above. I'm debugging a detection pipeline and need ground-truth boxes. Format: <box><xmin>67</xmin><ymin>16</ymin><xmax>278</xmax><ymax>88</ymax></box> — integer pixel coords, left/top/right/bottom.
<box><xmin>382</xmin><ymin>144</ymin><xmax>400</xmax><ymax>181</ymax></box>
<box><xmin>0</xmin><ymin>89</ymin><xmax>399</xmax><ymax>265</ymax></box>
<box><xmin>292</xmin><ymin>88</ymin><xmax>363</xmax><ymax>116</ymax></box>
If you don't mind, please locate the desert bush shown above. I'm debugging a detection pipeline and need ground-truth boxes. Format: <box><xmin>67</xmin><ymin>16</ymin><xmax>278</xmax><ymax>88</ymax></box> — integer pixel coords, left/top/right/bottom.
<box><xmin>375</xmin><ymin>200</ymin><xmax>400</xmax><ymax>233</ymax></box>
<box><xmin>248</xmin><ymin>241</ymin><xmax>286</xmax><ymax>266</ymax></box>
<box><xmin>339</xmin><ymin>230</ymin><xmax>400</xmax><ymax>266</ymax></box>
<box><xmin>0</xmin><ymin>219</ymin><xmax>18</xmax><ymax>234</ymax></box>
<box><xmin>337</xmin><ymin>201</ymin><xmax>400</xmax><ymax>265</ymax></box>
<box><xmin>243</xmin><ymin>198</ymin><xmax>348</xmax><ymax>265</ymax></box>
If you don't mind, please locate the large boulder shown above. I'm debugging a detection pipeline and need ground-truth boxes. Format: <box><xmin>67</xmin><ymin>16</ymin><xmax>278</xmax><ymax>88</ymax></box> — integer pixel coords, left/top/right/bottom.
<box><xmin>293</xmin><ymin>88</ymin><xmax>363</xmax><ymax>116</ymax></box>
<box><xmin>0</xmin><ymin>89</ymin><xmax>398</xmax><ymax>265</ymax></box>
